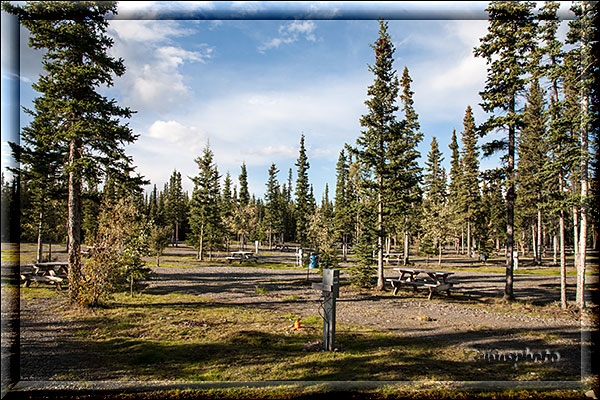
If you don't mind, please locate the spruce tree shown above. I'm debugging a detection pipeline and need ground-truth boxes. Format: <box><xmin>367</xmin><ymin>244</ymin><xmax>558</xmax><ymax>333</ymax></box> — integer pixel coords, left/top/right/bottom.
<box><xmin>474</xmin><ymin>1</ymin><xmax>537</xmax><ymax>301</ymax></box>
<box><xmin>334</xmin><ymin>149</ymin><xmax>353</xmax><ymax>261</ymax></box>
<box><xmin>189</xmin><ymin>143</ymin><xmax>222</xmax><ymax>260</ymax></box>
<box><xmin>516</xmin><ymin>79</ymin><xmax>547</xmax><ymax>264</ymax></box>
<box><xmin>566</xmin><ymin>0</ymin><xmax>596</xmax><ymax>310</ymax></box>
<box><xmin>265</xmin><ymin>163</ymin><xmax>282</xmax><ymax>248</ymax></box>
<box><xmin>447</xmin><ymin>129</ymin><xmax>463</xmax><ymax>253</ymax></box>
<box><xmin>354</xmin><ymin>20</ymin><xmax>403</xmax><ymax>290</ymax></box>
<box><xmin>295</xmin><ymin>134</ymin><xmax>310</xmax><ymax>247</ymax></box>
<box><xmin>238</xmin><ymin>162</ymin><xmax>250</xmax><ymax>207</ymax></box>
<box><xmin>536</xmin><ymin>1</ymin><xmax>572</xmax><ymax>308</ymax></box>
<box><xmin>460</xmin><ymin>106</ymin><xmax>481</xmax><ymax>259</ymax></box>
<box><xmin>165</xmin><ymin>170</ymin><xmax>186</xmax><ymax>246</ymax></box>
<box><xmin>422</xmin><ymin>137</ymin><xmax>448</xmax><ymax>264</ymax></box>
<box><xmin>395</xmin><ymin>66</ymin><xmax>424</xmax><ymax>266</ymax></box>
<box><xmin>3</xmin><ymin>1</ymin><xmax>144</xmax><ymax>300</ymax></box>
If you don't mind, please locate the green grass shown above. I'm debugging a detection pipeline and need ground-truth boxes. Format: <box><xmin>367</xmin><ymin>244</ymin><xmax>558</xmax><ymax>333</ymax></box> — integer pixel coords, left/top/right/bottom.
<box><xmin>21</xmin><ymin>289</ymin><xmax>578</xmax><ymax>384</ymax></box>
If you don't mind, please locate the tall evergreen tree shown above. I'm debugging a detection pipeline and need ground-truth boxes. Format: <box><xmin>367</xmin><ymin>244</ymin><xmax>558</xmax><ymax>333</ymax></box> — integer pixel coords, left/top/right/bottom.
<box><xmin>536</xmin><ymin>1</ymin><xmax>571</xmax><ymax>308</ymax></box>
<box><xmin>395</xmin><ymin>66</ymin><xmax>424</xmax><ymax>266</ymax></box>
<box><xmin>460</xmin><ymin>106</ymin><xmax>481</xmax><ymax>259</ymax></box>
<box><xmin>8</xmin><ymin>114</ymin><xmax>65</xmax><ymax>262</ymax></box>
<box><xmin>334</xmin><ymin>149</ymin><xmax>353</xmax><ymax>261</ymax></box>
<box><xmin>516</xmin><ymin>79</ymin><xmax>547</xmax><ymax>264</ymax></box>
<box><xmin>566</xmin><ymin>0</ymin><xmax>597</xmax><ymax>310</ymax></box>
<box><xmin>474</xmin><ymin>1</ymin><xmax>537</xmax><ymax>301</ymax></box>
<box><xmin>354</xmin><ymin>20</ymin><xmax>403</xmax><ymax>290</ymax></box>
<box><xmin>189</xmin><ymin>143</ymin><xmax>222</xmax><ymax>260</ymax></box>
<box><xmin>447</xmin><ymin>129</ymin><xmax>463</xmax><ymax>253</ymax></box>
<box><xmin>3</xmin><ymin>1</ymin><xmax>145</xmax><ymax>301</ymax></box>
<box><xmin>238</xmin><ymin>162</ymin><xmax>250</xmax><ymax>207</ymax></box>
<box><xmin>295</xmin><ymin>134</ymin><xmax>311</xmax><ymax>246</ymax></box>
<box><xmin>422</xmin><ymin>137</ymin><xmax>448</xmax><ymax>264</ymax></box>
<box><xmin>165</xmin><ymin>170</ymin><xmax>186</xmax><ymax>246</ymax></box>
<box><xmin>264</xmin><ymin>163</ymin><xmax>283</xmax><ymax>248</ymax></box>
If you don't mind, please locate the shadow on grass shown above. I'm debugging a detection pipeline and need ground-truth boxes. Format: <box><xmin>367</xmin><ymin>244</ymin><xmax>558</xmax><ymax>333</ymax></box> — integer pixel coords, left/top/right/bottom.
<box><xmin>19</xmin><ymin>290</ymin><xmax>585</xmax><ymax>383</ymax></box>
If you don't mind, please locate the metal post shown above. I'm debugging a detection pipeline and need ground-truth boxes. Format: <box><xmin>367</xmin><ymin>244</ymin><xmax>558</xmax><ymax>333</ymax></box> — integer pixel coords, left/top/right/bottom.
<box><xmin>312</xmin><ymin>269</ymin><xmax>339</xmax><ymax>351</ymax></box>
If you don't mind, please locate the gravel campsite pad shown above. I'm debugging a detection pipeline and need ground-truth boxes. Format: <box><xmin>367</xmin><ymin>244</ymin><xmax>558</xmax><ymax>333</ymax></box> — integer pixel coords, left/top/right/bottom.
<box><xmin>13</xmin><ymin>255</ymin><xmax>597</xmax><ymax>383</ymax></box>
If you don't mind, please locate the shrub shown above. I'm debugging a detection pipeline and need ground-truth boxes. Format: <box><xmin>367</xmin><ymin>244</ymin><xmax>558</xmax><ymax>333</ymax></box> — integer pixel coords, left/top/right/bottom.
<box><xmin>77</xmin><ymin>197</ymin><xmax>151</xmax><ymax>307</ymax></box>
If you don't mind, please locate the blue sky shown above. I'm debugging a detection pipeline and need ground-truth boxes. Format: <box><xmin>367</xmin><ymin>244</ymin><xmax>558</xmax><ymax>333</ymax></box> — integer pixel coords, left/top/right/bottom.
<box><xmin>1</xmin><ymin>1</ymin><xmax>573</xmax><ymax>201</ymax></box>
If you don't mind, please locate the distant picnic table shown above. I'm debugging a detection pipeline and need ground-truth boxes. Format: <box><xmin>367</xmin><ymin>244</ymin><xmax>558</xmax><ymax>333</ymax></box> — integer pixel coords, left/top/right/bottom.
<box><xmin>386</xmin><ymin>267</ymin><xmax>454</xmax><ymax>300</ymax></box>
<box><xmin>226</xmin><ymin>251</ymin><xmax>258</xmax><ymax>263</ymax></box>
<box><xmin>21</xmin><ymin>261</ymin><xmax>69</xmax><ymax>290</ymax></box>
<box><xmin>383</xmin><ymin>252</ymin><xmax>402</xmax><ymax>265</ymax></box>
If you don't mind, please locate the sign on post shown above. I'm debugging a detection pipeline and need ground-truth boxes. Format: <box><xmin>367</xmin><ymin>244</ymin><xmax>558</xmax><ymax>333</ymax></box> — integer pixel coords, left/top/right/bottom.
<box><xmin>311</xmin><ymin>269</ymin><xmax>339</xmax><ymax>351</ymax></box>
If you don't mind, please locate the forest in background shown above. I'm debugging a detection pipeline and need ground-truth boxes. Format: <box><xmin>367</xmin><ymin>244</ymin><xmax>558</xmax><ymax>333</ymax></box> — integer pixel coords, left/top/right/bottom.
<box><xmin>1</xmin><ymin>1</ymin><xmax>598</xmax><ymax>309</ymax></box>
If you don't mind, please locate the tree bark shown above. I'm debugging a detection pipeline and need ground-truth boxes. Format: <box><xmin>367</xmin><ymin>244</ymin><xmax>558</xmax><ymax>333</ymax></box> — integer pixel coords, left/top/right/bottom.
<box><xmin>560</xmin><ymin>209</ymin><xmax>567</xmax><ymax>309</ymax></box>
<box><xmin>467</xmin><ymin>219</ymin><xmax>472</xmax><ymax>258</ymax></box>
<box><xmin>36</xmin><ymin>209</ymin><xmax>44</xmax><ymax>263</ymax></box>
<box><xmin>531</xmin><ymin>224</ymin><xmax>536</xmax><ymax>262</ymax></box>
<box><xmin>403</xmin><ymin>230</ymin><xmax>409</xmax><ymax>265</ymax></box>
<box><xmin>376</xmin><ymin>177</ymin><xmax>384</xmax><ymax>291</ymax></box>
<box><xmin>504</xmin><ymin>99</ymin><xmax>516</xmax><ymax>301</ymax></box>
<box><xmin>67</xmin><ymin>137</ymin><xmax>82</xmax><ymax>300</ymax></box>
<box><xmin>577</xmin><ymin>40</ymin><xmax>590</xmax><ymax>309</ymax></box>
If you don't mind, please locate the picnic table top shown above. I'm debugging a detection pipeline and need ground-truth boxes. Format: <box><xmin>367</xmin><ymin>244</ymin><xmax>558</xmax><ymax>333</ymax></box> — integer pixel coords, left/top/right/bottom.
<box><xmin>33</xmin><ymin>261</ymin><xmax>69</xmax><ymax>267</ymax></box>
<box><xmin>230</xmin><ymin>251</ymin><xmax>255</xmax><ymax>255</ymax></box>
<box><xmin>393</xmin><ymin>267</ymin><xmax>453</xmax><ymax>276</ymax></box>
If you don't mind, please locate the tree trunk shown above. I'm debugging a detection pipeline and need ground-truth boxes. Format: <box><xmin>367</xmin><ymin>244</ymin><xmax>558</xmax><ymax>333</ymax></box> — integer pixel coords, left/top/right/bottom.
<box><xmin>573</xmin><ymin>205</ymin><xmax>579</xmax><ymax>272</ymax></box>
<box><xmin>553</xmin><ymin>232</ymin><xmax>557</xmax><ymax>265</ymax></box>
<box><xmin>268</xmin><ymin>227</ymin><xmax>272</xmax><ymax>250</ymax></box>
<box><xmin>531</xmin><ymin>223</ymin><xmax>537</xmax><ymax>263</ymax></box>
<box><xmin>504</xmin><ymin>100</ymin><xmax>516</xmax><ymax>301</ymax></box>
<box><xmin>461</xmin><ymin>224</ymin><xmax>465</xmax><ymax>255</ymax></box>
<box><xmin>175</xmin><ymin>220</ymin><xmax>179</xmax><ymax>247</ymax></box>
<box><xmin>560</xmin><ymin>209</ymin><xmax>567</xmax><ymax>309</ymax></box>
<box><xmin>376</xmin><ymin>178</ymin><xmax>384</xmax><ymax>291</ymax></box>
<box><xmin>67</xmin><ymin>137</ymin><xmax>82</xmax><ymax>301</ymax></box>
<box><xmin>577</xmin><ymin>50</ymin><xmax>589</xmax><ymax>310</ymax></box>
<box><xmin>467</xmin><ymin>219</ymin><xmax>472</xmax><ymax>258</ymax></box>
<box><xmin>36</xmin><ymin>209</ymin><xmax>44</xmax><ymax>263</ymax></box>
<box><xmin>199</xmin><ymin>224</ymin><xmax>204</xmax><ymax>261</ymax></box>
<box><xmin>403</xmin><ymin>230</ymin><xmax>409</xmax><ymax>265</ymax></box>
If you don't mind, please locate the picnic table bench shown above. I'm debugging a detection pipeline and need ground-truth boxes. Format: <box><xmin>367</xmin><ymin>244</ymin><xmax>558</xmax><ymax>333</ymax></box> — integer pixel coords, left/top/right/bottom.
<box><xmin>20</xmin><ymin>261</ymin><xmax>69</xmax><ymax>290</ymax></box>
<box><xmin>386</xmin><ymin>267</ymin><xmax>454</xmax><ymax>300</ymax></box>
<box><xmin>226</xmin><ymin>251</ymin><xmax>258</xmax><ymax>263</ymax></box>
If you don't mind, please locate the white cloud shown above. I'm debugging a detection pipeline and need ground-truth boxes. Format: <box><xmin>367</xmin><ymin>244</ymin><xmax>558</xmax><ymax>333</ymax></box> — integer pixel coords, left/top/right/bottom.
<box><xmin>247</xmin><ymin>145</ymin><xmax>297</xmax><ymax>158</ymax></box>
<box><xmin>109</xmin><ymin>20</ymin><xmax>194</xmax><ymax>42</ymax></box>
<box><xmin>146</xmin><ymin>120</ymin><xmax>206</xmax><ymax>146</ymax></box>
<box><xmin>259</xmin><ymin>20</ymin><xmax>317</xmax><ymax>52</ymax></box>
<box><xmin>107</xmin><ymin>20</ymin><xmax>213</xmax><ymax>114</ymax></box>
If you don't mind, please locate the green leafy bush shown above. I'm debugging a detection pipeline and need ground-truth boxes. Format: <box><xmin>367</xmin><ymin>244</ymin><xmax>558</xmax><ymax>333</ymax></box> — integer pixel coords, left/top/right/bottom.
<box><xmin>78</xmin><ymin>197</ymin><xmax>151</xmax><ymax>306</ymax></box>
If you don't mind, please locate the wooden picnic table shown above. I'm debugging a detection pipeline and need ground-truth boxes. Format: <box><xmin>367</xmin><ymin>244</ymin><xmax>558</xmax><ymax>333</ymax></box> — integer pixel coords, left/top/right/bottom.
<box><xmin>383</xmin><ymin>252</ymin><xmax>402</xmax><ymax>265</ymax></box>
<box><xmin>21</xmin><ymin>261</ymin><xmax>69</xmax><ymax>290</ymax></box>
<box><xmin>226</xmin><ymin>251</ymin><xmax>258</xmax><ymax>263</ymax></box>
<box><xmin>32</xmin><ymin>261</ymin><xmax>69</xmax><ymax>276</ymax></box>
<box><xmin>386</xmin><ymin>267</ymin><xmax>454</xmax><ymax>300</ymax></box>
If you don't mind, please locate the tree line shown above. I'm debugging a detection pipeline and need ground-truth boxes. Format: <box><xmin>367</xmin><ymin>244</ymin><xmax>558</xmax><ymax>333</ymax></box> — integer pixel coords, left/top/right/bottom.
<box><xmin>1</xmin><ymin>1</ymin><xmax>598</xmax><ymax>309</ymax></box>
